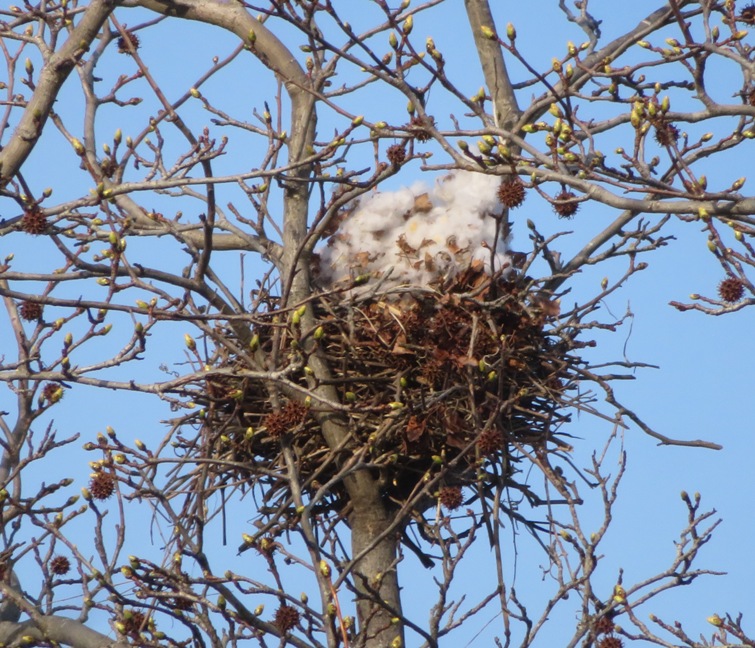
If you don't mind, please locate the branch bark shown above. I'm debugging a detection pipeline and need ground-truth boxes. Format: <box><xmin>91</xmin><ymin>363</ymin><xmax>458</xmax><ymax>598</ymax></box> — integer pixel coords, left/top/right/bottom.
<box><xmin>463</xmin><ymin>0</ymin><xmax>522</xmax><ymax>130</ymax></box>
<box><xmin>0</xmin><ymin>617</ymin><xmax>131</xmax><ymax>648</ymax></box>
<box><xmin>0</xmin><ymin>0</ymin><xmax>115</xmax><ymax>187</ymax></box>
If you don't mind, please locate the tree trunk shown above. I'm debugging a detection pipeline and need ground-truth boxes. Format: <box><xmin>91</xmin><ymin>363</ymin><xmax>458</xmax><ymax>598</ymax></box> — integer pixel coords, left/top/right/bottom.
<box><xmin>349</xmin><ymin>486</ymin><xmax>403</xmax><ymax>648</ymax></box>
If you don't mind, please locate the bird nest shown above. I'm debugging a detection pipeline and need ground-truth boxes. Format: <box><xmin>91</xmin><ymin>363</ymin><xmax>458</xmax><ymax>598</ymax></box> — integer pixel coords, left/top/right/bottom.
<box><xmin>181</xmin><ymin>266</ymin><xmax>581</xmax><ymax>516</ymax></box>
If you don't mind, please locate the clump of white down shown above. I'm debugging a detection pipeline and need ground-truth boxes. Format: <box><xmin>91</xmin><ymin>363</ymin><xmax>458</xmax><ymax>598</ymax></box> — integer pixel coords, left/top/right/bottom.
<box><xmin>318</xmin><ymin>171</ymin><xmax>510</xmax><ymax>292</ymax></box>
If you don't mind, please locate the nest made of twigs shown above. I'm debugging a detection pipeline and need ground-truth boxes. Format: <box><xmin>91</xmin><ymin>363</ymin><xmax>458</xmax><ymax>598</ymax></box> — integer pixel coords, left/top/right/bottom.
<box><xmin>184</xmin><ymin>267</ymin><xmax>579</xmax><ymax>515</ymax></box>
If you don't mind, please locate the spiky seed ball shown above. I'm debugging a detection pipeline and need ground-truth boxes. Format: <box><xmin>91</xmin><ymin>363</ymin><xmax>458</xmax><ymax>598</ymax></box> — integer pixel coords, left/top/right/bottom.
<box><xmin>117</xmin><ymin>30</ymin><xmax>140</xmax><ymax>55</ymax></box>
<box><xmin>50</xmin><ymin>555</ymin><xmax>71</xmax><ymax>575</ymax></box>
<box><xmin>477</xmin><ymin>428</ymin><xmax>503</xmax><ymax>456</ymax></box>
<box><xmin>172</xmin><ymin>596</ymin><xmax>193</xmax><ymax>611</ymax></box>
<box><xmin>386</xmin><ymin>144</ymin><xmax>407</xmax><ymax>167</ymax></box>
<box><xmin>19</xmin><ymin>300</ymin><xmax>43</xmax><ymax>321</ymax></box>
<box><xmin>439</xmin><ymin>486</ymin><xmax>463</xmax><ymax>511</ymax></box>
<box><xmin>262</xmin><ymin>401</ymin><xmax>309</xmax><ymax>438</ymax></box>
<box><xmin>653</xmin><ymin>121</ymin><xmax>679</xmax><ymax>146</ymax></box>
<box><xmin>20</xmin><ymin>209</ymin><xmax>48</xmax><ymax>235</ymax></box>
<box><xmin>552</xmin><ymin>190</ymin><xmax>579</xmax><ymax>219</ymax></box>
<box><xmin>497</xmin><ymin>177</ymin><xmax>526</xmax><ymax>209</ymax></box>
<box><xmin>740</xmin><ymin>3</ymin><xmax>755</xmax><ymax>23</ymax></box>
<box><xmin>42</xmin><ymin>382</ymin><xmax>64</xmax><ymax>404</ymax></box>
<box><xmin>100</xmin><ymin>156</ymin><xmax>116</xmax><ymax>178</ymax></box>
<box><xmin>120</xmin><ymin>610</ymin><xmax>147</xmax><ymax>636</ymax></box>
<box><xmin>89</xmin><ymin>472</ymin><xmax>116</xmax><ymax>500</ymax></box>
<box><xmin>718</xmin><ymin>276</ymin><xmax>745</xmax><ymax>302</ymax></box>
<box><xmin>597</xmin><ymin>637</ymin><xmax>624</xmax><ymax>648</ymax></box>
<box><xmin>594</xmin><ymin>614</ymin><xmax>615</xmax><ymax>636</ymax></box>
<box><xmin>409</xmin><ymin>115</ymin><xmax>435</xmax><ymax>142</ymax></box>
<box><xmin>263</xmin><ymin>401</ymin><xmax>308</xmax><ymax>439</ymax></box>
<box><xmin>274</xmin><ymin>604</ymin><xmax>300</xmax><ymax>633</ymax></box>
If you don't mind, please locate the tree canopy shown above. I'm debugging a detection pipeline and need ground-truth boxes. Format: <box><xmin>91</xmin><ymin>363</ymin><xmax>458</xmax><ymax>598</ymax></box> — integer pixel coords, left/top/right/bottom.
<box><xmin>0</xmin><ymin>1</ymin><xmax>753</xmax><ymax>647</ymax></box>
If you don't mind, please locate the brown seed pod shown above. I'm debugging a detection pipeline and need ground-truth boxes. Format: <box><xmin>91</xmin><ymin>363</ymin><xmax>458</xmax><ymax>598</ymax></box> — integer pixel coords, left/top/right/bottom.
<box><xmin>120</xmin><ymin>610</ymin><xmax>147</xmax><ymax>636</ymax></box>
<box><xmin>597</xmin><ymin>636</ymin><xmax>624</xmax><ymax>648</ymax></box>
<box><xmin>653</xmin><ymin>120</ymin><xmax>679</xmax><ymax>146</ymax></box>
<box><xmin>89</xmin><ymin>472</ymin><xmax>116</xmax><ymax>500</ymax></box>
<box><xmin>20</xmin><ymin>209</ymin><xmax>48</xmax><ymax>235</ymax></box>
<box><xmin>438</xmin><ymin>485</ymin><xmax>463</xmax><ymax>511</ymax></box>
<box><xmin>477</xmin><ymin>428</ymin><xmax>503</xmax><ymax>456</ymax></box>
<box><xmin>409</xmin><ymin>115</ymin><xmax>435</xmax><ymax>142</ymax></box>
<box><xmin>42</xmin><ymin>382</ymin><xmax>64</xmax><ymax>404</ymax></box>
<box><xmin>262</xmin><ymin>401</ymin><xmax>308</xmax><ymax>439</ymax></box>
<box><xmin>739</xmin><ymin>3</ymin><xmax>755</xmax><ymax>24</ymax></box>
<box><xmin>117</xmin><ymin>30</ymin><xmax>140</xmax><ymax>55</ymax></box>
<box><xmin>386</xmin><ymin>144</ymin><xmax>407</xmax><ymax>167</ymax></box>
<box><xmin>718</xmin><ymin>276</ymin><xmax>745</xmax><ymax>302</ymax></box>
<box><xmin>593</xmin><ymin>613</ymin><xmax>616</xmax><ymax>636</ymax></box>
<box><xmin>274</xmin><ymin>604</ymin><xmax>300</xmax><ymax>633</ymax></box>
<box><xmin>552</xmin><ymin>190</ymin><xmax>579</xmax><ymax>219</ymax></box>
<box><xmin>50</xmin><ymin>556</ymin><xmax>71</xmax><ymax>575</ymax></box>
<box><xmin>497</xmin><ymin>176</ymin><xmax>526</xmax><ymax>209</ymax></box>
<box><xmin>19</xmin><ymin>300</ymin><xmax>43</xmax><ymax>321</ymax></box>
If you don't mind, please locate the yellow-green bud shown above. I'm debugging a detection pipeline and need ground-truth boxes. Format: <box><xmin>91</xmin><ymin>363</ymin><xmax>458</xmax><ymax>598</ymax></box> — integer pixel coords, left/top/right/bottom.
<box><xmin>480</xmin><ymin>25</ymin><xmax>496</xmax><ymax>40</ymax></box>
<box><xmin>184</xmin><ymin>334</ymin><xmax>196</xmax><ymax>351</ymax></box>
